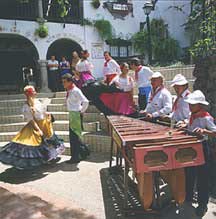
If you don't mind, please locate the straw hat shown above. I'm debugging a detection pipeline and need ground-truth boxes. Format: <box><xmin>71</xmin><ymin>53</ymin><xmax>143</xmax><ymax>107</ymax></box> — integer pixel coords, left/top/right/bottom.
<box><xmin>150</xmin><ymin>72</ymin><xmax>164</xmax><ymax>80</ymax></box>
<box><xmin>185</xmin><ymin>90</ymin><xmax>209</xmax><ymax>105</ymax></box>
<box><xmin>171</xmin><ymin>74</ymin><xmax>188</xmax><ymax>87</ymax></box>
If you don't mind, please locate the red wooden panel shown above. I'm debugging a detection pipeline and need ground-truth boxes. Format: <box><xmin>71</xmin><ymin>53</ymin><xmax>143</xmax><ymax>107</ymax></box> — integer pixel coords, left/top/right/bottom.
<box><xmin>133</xmin><ymin>146</ymin><xmax>172</xmax><ymax>173</ymax></box>
<box><xmin>171</xmin><ymin>142</ymin><xmax>205</xmax><ymax>169</ymax></box>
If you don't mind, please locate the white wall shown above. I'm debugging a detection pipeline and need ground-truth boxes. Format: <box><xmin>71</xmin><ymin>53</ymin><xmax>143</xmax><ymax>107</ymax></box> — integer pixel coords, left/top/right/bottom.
<box><xmin>0</xmin><ymin>0</ymin><xmax>191</xmax><ymax>78</ymax></box>
<box><xmin>83</xmin><ymin>0</ymin><xmax>191</xmax><ymax>47</ymax></box>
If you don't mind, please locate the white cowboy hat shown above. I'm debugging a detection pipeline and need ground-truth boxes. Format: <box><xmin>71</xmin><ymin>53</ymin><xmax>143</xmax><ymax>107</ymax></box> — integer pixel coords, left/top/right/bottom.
<box><xmin>185</xmin><ymin>90</ymin><xmax>209</xmax><ymax>105</ymax></box>
<box><xmin>150</xmin><ymin>72</ymin><xmax>164</xmax><ymax>80</ymax></box>
<box><xmin>171</xmin><ymin>74</ymin><xmax>188</xmax><ymax>87</ymax></box>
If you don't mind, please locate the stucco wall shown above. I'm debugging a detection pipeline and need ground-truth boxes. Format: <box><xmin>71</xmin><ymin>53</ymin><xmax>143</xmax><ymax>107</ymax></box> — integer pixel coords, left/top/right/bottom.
<box><xmin>83</xmin><ymin>0</ymin><xmax>191</xmax><ymax>47</ymax></box>
<box><xmin>0</xmin><ymin>0</ymin><xmax>191</xmax><ymax>78</ymax></box>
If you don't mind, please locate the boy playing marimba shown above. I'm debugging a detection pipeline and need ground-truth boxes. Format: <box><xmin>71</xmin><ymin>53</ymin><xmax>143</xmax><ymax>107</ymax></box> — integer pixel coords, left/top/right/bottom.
<box><xmin>181</xmin><ymin>90</ymin><xmax>216</xmax><ymax>217</ymax></box>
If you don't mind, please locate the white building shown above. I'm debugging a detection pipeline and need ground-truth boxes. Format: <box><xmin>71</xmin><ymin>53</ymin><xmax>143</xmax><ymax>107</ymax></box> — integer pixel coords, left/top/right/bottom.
<box><xmin>0</xmin><ymin>0</ymin><xmax>191</xmax><ymax>92</ymax></box>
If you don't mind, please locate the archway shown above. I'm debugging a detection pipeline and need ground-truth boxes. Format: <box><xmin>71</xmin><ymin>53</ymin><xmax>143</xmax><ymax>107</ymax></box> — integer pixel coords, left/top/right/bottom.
<box><xmin>46</xmin><ymin>38</ymin><xmax>83</xmax><ymax>62</ymax></box>
<box><xmin>0</xmin><ymin>34</ymin><xmax>39</xmax><ymax>93</ymax></box>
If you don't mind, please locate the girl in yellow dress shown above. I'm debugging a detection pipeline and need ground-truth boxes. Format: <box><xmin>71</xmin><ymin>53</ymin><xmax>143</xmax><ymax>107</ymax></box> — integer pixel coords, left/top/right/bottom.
<box><xmin>0</xmin><ymin>86</ymin><xmax>65</xmax><ymax>169</ymax></box>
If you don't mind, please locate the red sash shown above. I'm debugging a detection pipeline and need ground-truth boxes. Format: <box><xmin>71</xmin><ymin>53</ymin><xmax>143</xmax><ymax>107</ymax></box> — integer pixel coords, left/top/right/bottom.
<box><xmin>66</xmin><ymin>83</ymin><xmax>75</xmax><ymax>98</ymax></box>
<box><xmin>135</xmin><ymin>65</ymin><xmax>142</xmax><ymax>81</ymax></box>
<box><xmin>149</xmin><ymin>86</ymin><xmax>164</xmax><ymax>102</ymax></box>
<box><xmin>189</xmin><ymin>110</ymin><xmax>211</xmax><ymax>125</ymax></box>
<box><xmin>104</xmin><ymin>59</ymin><xmax>111</xmax><ymax>67</ymax></box>
<box><xmin>172</xmin><ymin>90</ymin><xmax>190</xmax><ymax>112</ymax></box>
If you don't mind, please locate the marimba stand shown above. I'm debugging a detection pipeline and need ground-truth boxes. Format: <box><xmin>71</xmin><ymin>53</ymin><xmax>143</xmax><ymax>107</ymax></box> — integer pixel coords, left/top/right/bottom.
<box><xmin>107</xmin><ymin>115</ymin><xmax>205</xmax><ymax>216</ymax></box>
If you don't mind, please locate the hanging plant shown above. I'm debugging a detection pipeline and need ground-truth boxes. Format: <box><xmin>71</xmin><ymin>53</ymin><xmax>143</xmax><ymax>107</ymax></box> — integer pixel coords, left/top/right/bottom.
<box><xmin>35</xmin><ymin>24</ymin><xmax>48</xmax><ymax>38</ymax></box>
<box><xmin>91</xmin><ymin>0</ymin><xmax>100</xmax><ymax>9</ymax></box>
<box><xmin>94</xmin><ymin>19</ymin><xmax>113</xmax><ymax>40</ymax></box>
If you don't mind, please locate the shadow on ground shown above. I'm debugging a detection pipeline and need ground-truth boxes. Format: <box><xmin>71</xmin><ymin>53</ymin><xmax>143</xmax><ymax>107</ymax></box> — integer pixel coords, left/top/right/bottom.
<box><xmin>0</xmin><ymin>160</ymin><xmax>79</xmax><ymax>184</ymax></box>
<box><xmin>100</xmin><ymin>167</ymin><xmax>207</xmax><ymax>219</ymax></box>
<box><xmin>0</xmin><ymin>187</ymin><xmax>96</xmax><ymax>219</ymax></box>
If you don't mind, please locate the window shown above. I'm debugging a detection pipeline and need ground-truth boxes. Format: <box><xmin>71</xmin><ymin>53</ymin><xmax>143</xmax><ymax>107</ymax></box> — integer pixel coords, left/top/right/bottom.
<box><xmin>110</xmin><ymin>46</ymin><xmax>119</xmax><ymax>57</ymax></box>
<box><xmin>119</xmin><ymin>46</ymin><xmax>127</xmax><ymax>57</ymax></box>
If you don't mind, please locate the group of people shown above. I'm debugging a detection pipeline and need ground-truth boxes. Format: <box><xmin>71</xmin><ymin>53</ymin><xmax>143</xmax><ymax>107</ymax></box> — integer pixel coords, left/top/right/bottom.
<box><xmin>47</xmin><ymin>51</ymin><xmax>81</xmax><ymax>92</ymax></box>
<box><xmin>0</xmin><ymin>50</ymin><xmax>215</xmax><ymax>218</ymax></box>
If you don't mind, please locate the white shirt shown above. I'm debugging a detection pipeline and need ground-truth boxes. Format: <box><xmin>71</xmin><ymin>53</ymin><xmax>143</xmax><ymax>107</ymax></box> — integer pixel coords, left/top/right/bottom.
<box><xmin>48</xmin><ymin>60</ymin><xmax>59</xmax><ymax>71</ymax></box>
<box><xmin>22</xmin><ymin>99</ymin><xmax>46</xmax><ymax>122</ymax></box>
<box><xmin>188</xmin><ymin>116</ymin><xmax>216</xmax><ymax>132</ymax></box>
<box><xmin>66</xmin><ymin>86</ymin><xmax>89</xmax><ymax>113</ymax></box>
<box><xmin>145</xmin><ymin>86</ymin><xmax>172</xmax><ymax>118</ymax></box>
<box><xmin>103</xmin><ymin>59</ymin><xmax>121</xmax><ymax>76</ymax></box>
<box><xmin>171</xmin><ymin>89</ymin><xmax>191</xmax><ymax>122</ymax></box>
<box><xmin>109</xmin><ymin>75</ymin><xmax>134</xmax><ymax>92</ymax></box>
<box><xmin>136</xmin><ymin>66</ymin><xmax>153</xmax><ymax>88</ymax></box>
<box><xmin>76</xmin><ymin>60</ymin><xmax>94</xmax><ymax>73</ymax></box>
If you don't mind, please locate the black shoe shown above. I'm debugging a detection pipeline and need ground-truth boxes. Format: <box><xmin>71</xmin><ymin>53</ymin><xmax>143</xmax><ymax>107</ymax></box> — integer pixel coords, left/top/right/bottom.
<box><xmin>65</xmin><ymin>159</ymin><xmax>80</xmax><ymax>164</ymax></box>
<box><xmin>195</xmin><ymin>205</ymin><xmax>208</xmax><ymax>217</ymax></box>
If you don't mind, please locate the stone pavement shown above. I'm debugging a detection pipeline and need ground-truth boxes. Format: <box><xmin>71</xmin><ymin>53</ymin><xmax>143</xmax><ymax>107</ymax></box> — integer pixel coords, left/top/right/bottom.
<box><xmin>0</xmin><ymin>154</ymin><xmax>215</xmax><ymax>219</ymax></box>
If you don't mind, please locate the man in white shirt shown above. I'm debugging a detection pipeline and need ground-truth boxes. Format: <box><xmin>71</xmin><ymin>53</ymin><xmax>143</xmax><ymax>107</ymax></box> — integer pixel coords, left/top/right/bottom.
<box><xmin>47</xmin><ymin>55</ymin><xmax>59</xmax><ymax>92</ymax></box>
<box><xmin>141</xmin><ymin>72</ymin><xmax>172</xmax><ymax>121</ymax></box>
<box><xmin>103</xmin><ymin>51</ymin><xmax>121</xmax><ymax>84</ymax></box>
<box><xmin>62</xmin><ymin>73</ymin><xmax>89</xmax><ymax>164</ymax></box>
<box><xmin>130</xmin><ymin>58</ymin><xmax>153</xmax><ymax>110</ymax></box>
<box><xmin>160</xmin><ymin>74</ymin><xmax>191</xmax><ymax>208</ymax></box>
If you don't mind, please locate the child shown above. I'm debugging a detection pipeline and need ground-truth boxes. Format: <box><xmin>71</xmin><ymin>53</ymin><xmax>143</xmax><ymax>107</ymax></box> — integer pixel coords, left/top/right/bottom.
<box><xmin>183</xmin><ymin>90</ymin><xmax>216</xmax><ymax>217</ymax></box>
<box><xmin>62</xmin><ymin>73</ymin><xmax>89</xmax><ymax>164</ymax></box>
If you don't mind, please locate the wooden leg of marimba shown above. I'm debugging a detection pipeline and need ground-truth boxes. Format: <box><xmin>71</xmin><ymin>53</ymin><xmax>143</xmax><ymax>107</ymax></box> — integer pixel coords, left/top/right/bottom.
<box><xmin>124</xmin><ymin>159</ymin><xmax>129</xmax><ymax>209</ymax></box>
<box><xmin>160</xmin><ymin>169</ymin><xmax>186</xmax><ymax>205</ymax></box>
<box><xmin>109</xmin><ymin>138</ymin><xmax>114</xmax><ymax>168</ymax></box>
<box><xmin>136</xmin><ymin>172</ymin><xmax>153</xmax><ymax>210</ymax></box>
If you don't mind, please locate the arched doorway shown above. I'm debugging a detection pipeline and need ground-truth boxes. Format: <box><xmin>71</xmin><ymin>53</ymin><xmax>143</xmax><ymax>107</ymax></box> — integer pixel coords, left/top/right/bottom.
<box><xmin>46</xmin><ymin>38</ymin><xmax>82</xmax><ymax>62</ymax></box>
<box><xmin>0</xmin><ymin>34</ymin><xmax>39</xmax><ymax>93</ymax></box>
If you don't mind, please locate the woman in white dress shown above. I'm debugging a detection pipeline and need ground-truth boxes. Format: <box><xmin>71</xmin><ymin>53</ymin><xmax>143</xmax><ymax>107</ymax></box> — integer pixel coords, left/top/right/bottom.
<box><xmin>0</xmin><ymin>86</ymin><xmax>65</xmax><ymax>169</ymax></box>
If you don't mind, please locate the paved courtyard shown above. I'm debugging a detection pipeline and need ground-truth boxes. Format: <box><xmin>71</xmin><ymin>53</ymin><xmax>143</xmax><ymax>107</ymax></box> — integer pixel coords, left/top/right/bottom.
<box><xmin>0</xmin><ymin>154</ymin><xmax>215</xmax><ymax>219</ymax></box>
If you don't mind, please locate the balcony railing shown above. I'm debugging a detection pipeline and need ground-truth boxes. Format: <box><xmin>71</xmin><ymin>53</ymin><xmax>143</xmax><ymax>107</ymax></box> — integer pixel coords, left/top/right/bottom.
<box><xmin>0</xmin><ymin>0</ymin><xmax>83</xmax><ymax>24</ymax></box>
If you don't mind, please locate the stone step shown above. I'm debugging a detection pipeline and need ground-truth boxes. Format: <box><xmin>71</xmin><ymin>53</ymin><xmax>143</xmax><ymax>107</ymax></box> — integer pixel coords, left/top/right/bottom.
<box><xmin>0</xmin><ymin>120</ymin><xmax>100</xmax><ymax>133</ymax></box>
<box><xmin>0</xmin><ymin>92</ymin><xmax>55</xmax><ymax>100</ymax></box>
<box><xmin>47</xmin><ymin>104</ymin><xmax>100</xmax><ymax>113</ymax></box>
<box><xmin>0</xmin><ymin>131</ymin><xmax>111</xmax><ymax>153</ymax></box>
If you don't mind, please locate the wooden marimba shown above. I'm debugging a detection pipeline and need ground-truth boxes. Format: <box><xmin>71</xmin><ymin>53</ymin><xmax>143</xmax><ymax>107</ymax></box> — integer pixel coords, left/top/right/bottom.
<box><xmin>107</xmin><ymin>115</ymin><xmax>205</xmax><ymax>212</ymax></box>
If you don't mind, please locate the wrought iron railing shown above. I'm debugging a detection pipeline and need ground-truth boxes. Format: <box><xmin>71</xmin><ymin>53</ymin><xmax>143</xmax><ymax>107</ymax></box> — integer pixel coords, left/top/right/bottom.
<box><xmin>0</xmin><ymin>0</ymin><xmax>83</xmax><ymax>24</ymax></box>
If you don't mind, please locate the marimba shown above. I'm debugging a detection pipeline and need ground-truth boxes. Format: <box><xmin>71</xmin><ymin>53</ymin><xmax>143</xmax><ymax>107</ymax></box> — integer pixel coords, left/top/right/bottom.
<box><xmin>107</xmin><ymin>115</ymin><xmax>205</xmax><ymax>212</ymax></box>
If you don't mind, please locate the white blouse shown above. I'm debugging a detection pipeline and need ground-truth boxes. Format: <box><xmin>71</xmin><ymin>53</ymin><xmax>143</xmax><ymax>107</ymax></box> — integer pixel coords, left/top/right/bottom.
<box><xmin>103</xmin><ymin>59</ymin><xmax>121</xmax><ymax>76</ymax></box>
<box><xmin>22</xmin><ymin>99</ymin><xmax>46</xmax><ymax>122</ymax></box>
<box><xmin>110</xmin><ymin>75</ymin><xmax>134</xmax><ymax>92</ymax></box>
<box><xmin>76</xmin><ymin>60</ymin><xmax>94</xmax><ymax>73</ymax></box>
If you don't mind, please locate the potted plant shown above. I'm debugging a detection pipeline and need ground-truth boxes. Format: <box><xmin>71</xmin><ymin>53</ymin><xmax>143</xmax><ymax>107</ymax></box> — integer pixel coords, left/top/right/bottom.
<box><xmin>91</xmin><ymin>0</ymin><xmax>100</xmax><ymax>9</ymax></box>
<box><xmin>35</xmin><ymin>24</ymin><xmax>48</xmax><ymax>38</ymax></box>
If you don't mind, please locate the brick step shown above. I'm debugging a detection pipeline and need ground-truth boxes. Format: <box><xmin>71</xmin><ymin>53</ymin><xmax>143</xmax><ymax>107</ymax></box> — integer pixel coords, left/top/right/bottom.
<box><xmin>0</xmin><ymin>104</ymin><xmax>100</xmax><ymax>116</ymax></box>
<box><xmin>0</xmin><ymin>121</ymin><xmax>100</xmax><ymax>133</ymax></box>
<box><xmin>0</xmin><ymin>131</ymin><xmax>111</xmax><ymax>153</ymax></box>
<box><xmin>0</xmin><ymin>112</ymin><xmax>106</xmax><ymax>124</ymax></box>
<box><xmin>0</xmin><ymin>92</ymin><xmax>55</xmax><ymax>100</ymax></box>
<box><xmin>0</xmin><ymin>114</ymin><xmax>24</xmax><ymax>124</ymax></box>
<box><xmin>47</xmin><ymin>104</ymin><xmax>100</xmax><ymax>113</ymax></box>
<box><xmin>0</xmin><ymin>98</ymin><xmax>51</xmax><ymax>108</ymax></box>
<box><xmin>50</xmin><ymin>112</ymin><xmax>105</xmax><ymax>122</ymax></box>
<box><xmin>55</xmin><ymin>92</ymin><xmax>66</xmax><ymax>98</ymax></box>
